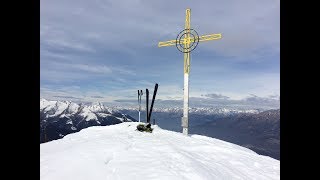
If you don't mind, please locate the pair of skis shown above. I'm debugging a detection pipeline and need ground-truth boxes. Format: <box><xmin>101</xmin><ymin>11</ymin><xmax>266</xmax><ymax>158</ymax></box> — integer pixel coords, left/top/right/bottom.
<box><xmin>138</xmin><ymin>83</ymin><xmax>158</xmax><ymax>124</ymax></box>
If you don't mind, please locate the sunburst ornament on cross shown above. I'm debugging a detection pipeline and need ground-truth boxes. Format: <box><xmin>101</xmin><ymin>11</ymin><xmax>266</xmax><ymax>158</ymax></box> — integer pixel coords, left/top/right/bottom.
<box><xmin>158</xmin><ymin>8</ymin><xmax>222</xmax><ymax>135</ymax></box>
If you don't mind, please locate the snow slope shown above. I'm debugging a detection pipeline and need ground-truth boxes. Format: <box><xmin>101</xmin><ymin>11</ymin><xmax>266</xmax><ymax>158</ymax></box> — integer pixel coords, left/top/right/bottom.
<box><xmin>40</xmin><ymin>122</ymin><xmax>280</xmax><ymax>180</ymax></box>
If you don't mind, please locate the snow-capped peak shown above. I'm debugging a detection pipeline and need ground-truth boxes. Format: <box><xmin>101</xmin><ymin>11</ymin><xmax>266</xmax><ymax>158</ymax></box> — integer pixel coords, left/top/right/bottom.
<box><xmin>87</xmin><ymin>102</ymin><xmax>107</xmax><ymax>112</ymax></box>
<box><xmin>79</xmin><ymin>106</ymin><xmax>98</xmax><ymax>121</ymax></box>
<box><xmin>40</xmin><ymin>98</ymin><xmax>56</xmax><ymax>110</ymax></box>
<box><xmin>40</xmin><ymin>98</ymin><xmax>136</xmax><ymax>141</ymax></box>
<box><xmin>40</xmin><ymin>99</ymin><xmax>110</xmax><ymax>116</ymax></box>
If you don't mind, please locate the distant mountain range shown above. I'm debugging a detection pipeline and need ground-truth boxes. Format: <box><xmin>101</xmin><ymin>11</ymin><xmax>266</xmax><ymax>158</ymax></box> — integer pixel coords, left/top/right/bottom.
<box><xmin>190</xmin><ymin>109</ymin><xmax>280</xmax><ymax>160</ymax></box>
<box><xmin>114</xmin><ymin>106</ymin><xmax>262</xmax><ymax>115</ymax></box>
<box><xmin>40</xmin><ymin>99</ymin><xmax>136</xmax><ymax>143</ymax></box>
<box><xmin>121</xmin><ymin>108</ymin><xmax>280</xmax><ymax>160</ymax></box>
<box><xmin>40</xmin><ymin>99</ymin><xmax>280</xmax><ymax>160</ymax></box>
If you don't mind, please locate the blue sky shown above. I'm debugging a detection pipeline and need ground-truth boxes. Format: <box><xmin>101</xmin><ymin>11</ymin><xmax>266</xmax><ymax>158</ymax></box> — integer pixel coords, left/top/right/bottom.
<box><xmin>40</xmin><ymin>0</ymin><xmax>279</xmax><ymax>108</ymax></box>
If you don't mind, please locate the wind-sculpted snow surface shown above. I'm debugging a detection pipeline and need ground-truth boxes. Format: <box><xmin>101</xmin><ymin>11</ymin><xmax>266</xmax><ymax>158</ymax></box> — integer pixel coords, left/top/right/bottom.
<box><xmin>40</xmin><ymin>122</ymin><xmax>279</xmax><ymax>180</ymax></box>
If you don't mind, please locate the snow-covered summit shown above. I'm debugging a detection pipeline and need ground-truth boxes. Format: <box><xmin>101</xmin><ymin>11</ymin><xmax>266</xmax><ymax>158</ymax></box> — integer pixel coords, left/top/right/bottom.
<box><xmin>40</xmin><ymin>122</ymin><xmax>280</xmax><ymax>180</ymax></box>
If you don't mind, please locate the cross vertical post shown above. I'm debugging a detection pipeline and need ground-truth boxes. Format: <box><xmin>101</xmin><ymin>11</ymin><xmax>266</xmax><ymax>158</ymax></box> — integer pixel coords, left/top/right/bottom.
<box><xmin>182</xmin><ymin>9</ymin><xmax>191</xmax><ymax>135</ymax></box>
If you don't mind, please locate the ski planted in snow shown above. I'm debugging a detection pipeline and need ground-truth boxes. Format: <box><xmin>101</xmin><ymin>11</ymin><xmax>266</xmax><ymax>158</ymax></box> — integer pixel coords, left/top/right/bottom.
<box><xmin>148</xmin><ymin>83</ymin><xmax>158</xmax><ymax>123</ymax></box>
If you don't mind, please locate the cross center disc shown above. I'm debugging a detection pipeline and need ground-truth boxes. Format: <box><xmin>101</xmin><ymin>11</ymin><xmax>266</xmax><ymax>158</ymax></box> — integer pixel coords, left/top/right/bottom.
<box><xmin>176</xmin><ymin>29</ymin><xmax>199</xmax><ymax>53</ymax></box>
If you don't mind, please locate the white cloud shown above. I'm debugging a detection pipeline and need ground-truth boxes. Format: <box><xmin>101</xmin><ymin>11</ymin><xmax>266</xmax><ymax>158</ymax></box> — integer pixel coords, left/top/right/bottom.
<box><xmin>71</xmin><ymin>64</ymin><xmax>112</xmax><ymax>74</ymax></box>
<box><xmin>41</xmin><ymin>59</ymin><xmax>136</xmax><ymax>83</ymax></box>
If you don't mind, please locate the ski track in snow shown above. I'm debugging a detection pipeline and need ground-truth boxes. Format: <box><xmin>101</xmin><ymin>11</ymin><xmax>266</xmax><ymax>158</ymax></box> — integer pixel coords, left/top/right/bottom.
<box><xmin>40</xmin><ymin>122</ymin><xmax>280</xmax><ymax>180</ymax></box>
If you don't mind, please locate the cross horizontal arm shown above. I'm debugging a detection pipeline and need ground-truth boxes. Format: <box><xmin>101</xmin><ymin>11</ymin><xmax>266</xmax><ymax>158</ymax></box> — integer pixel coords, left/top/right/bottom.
<box><xmin>198</xmin><ymin>33</ymin><xmax>222</xmax><ymax>42</ymax></box>
<box><xmin>158</xmin><ymin>39</ymin><xmax>177</xmax><ymax>47</ymax></box>
<box><xmin>158</xmin><ymin>33</ymin><xmax>222</xmax><ymax>48</ymax></box>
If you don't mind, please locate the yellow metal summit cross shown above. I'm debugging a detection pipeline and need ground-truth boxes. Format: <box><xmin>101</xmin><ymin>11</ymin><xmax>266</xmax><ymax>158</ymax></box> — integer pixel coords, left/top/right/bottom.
<box><xmin>158</xmin><ymin>8</ymin><xmax>222</xmax><ymax>135</ymax></box>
